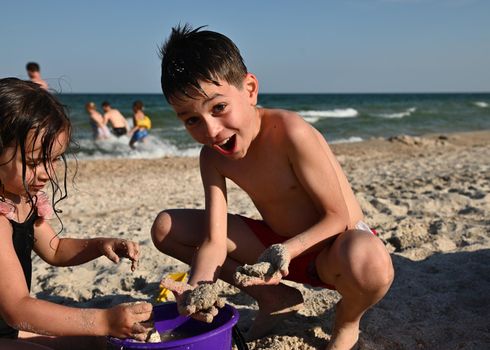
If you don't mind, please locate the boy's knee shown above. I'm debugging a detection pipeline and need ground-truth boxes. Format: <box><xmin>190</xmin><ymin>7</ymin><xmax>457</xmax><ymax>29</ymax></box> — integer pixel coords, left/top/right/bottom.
<box><xmin>151</xmin><ymin>210</ymin><xmax>173</xmax><ymax>245</ymax></box>
<box><xmin>338</xmin><ymin>231</ymin><xmax>394</xmax><ymax>293</ymax></box>
<box><xmin>356</xmin><ymin>238</ymin><xmax>394</xmax><ymax>294</ymax></box>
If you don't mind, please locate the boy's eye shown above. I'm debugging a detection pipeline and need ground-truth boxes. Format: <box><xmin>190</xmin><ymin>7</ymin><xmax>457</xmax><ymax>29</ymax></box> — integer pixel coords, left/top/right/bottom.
<box><xmin>213</xmin><ymin>103</ymin><xmax>226</xmax><ymax>114</ymax></box>
<box><xmin>184</xmin><ymin>116</ymin><xmax>200</xmax><ymax>127</ymax></box>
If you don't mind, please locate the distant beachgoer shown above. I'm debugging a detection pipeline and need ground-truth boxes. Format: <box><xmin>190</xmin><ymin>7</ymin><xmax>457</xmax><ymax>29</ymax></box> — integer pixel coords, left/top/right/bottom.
<box><xmin>101</xmin><ymin>101</ymin><xmax>129</xmax><ymax>137</ymax></box>
<box><xmin>129</xmin><ymin>100</ymin><xmax>152</xmax><ymax>149</ymax></box>
<box><xmin>0</xmin><ymin>77</ymin><xmax>153</xmax><ymax>349</ymax></box>
<box><xmin>25</xmin><ymin>62</ymin><xmax>49</xmax><ymax>90</ymax></box>
<box><xmin>85</xmin><ymin>102</ymin><xmax>111</xmax><ymax>140</ymax></box>
<box><xmin>152</xmin><ymin>24</ymin><xmax>394</xmax><ymax>350</ymax></box>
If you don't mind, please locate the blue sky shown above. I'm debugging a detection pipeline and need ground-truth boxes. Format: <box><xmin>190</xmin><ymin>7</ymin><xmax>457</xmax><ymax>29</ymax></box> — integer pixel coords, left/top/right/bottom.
<box><xmin>1</xmin><ymin>0</ymin><xmax>489</xmax><ymax>93</ymax></box>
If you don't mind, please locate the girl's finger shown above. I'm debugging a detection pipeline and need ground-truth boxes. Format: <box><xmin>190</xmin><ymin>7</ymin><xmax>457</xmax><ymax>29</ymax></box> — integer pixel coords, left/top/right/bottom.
<box><xmin>104</xmin><ymin>247</ymin><xmax>120</xmax><ymax>263</ymax></box>
<box><xmin>128</xmin><ymin>301</ymin><xmax>153</xmax><ymax>315</ymax></box>
<box><xmin>126</xmin><ymin>241</ymin><xmax>140</xmax><ymax>260</ymax></box>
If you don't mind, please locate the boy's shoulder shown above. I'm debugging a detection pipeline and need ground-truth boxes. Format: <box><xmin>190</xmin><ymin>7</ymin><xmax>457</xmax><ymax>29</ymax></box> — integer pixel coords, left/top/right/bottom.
<box><xmin>260</xmin><ymin>108</ymin><xmax>314</xmax><ymax>140</ymax></box>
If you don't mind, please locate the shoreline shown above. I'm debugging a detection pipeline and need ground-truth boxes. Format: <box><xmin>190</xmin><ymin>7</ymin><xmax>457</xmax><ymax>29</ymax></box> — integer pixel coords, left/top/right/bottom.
<box><xmin>69</xmin><ymin>129</ymin><xmax>490</xmax><ymax>163</ymax></box>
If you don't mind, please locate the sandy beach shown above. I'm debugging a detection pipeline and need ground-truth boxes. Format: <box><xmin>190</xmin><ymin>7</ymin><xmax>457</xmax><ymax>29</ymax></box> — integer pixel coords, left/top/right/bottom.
<box><xmin>32</xmin><ymin>130</ymin><xmax>490</xmax><ymax>350</ymax></box>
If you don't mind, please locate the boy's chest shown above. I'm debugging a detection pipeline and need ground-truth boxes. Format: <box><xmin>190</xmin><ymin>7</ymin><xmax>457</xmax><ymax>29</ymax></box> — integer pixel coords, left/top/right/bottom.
<box><xmin>221</xmin><ymin>153</ymin><xmax>303</xmax><ymax>203</ymax></box>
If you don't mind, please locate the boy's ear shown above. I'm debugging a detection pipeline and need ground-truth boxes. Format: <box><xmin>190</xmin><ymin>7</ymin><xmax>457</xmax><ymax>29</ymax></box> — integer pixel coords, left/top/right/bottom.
<box><xmin>243</xmin><ymin>73</ymin><xmax>259</xmax><ymax>106</ymax></box>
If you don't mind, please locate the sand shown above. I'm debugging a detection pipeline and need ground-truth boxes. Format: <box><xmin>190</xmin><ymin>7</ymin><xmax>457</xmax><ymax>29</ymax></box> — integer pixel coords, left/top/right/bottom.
<box><xmin>31</xmin><ymin>130</ymin><xmax>490</xmax><ymax>349</ymax></box>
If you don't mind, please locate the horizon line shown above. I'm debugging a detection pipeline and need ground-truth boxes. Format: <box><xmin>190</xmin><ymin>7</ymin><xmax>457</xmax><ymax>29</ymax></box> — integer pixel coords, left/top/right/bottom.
<box><xmin>58</xmin><ymin>90</ymin><xmax>490</xmax><ymax>95</ymax></box>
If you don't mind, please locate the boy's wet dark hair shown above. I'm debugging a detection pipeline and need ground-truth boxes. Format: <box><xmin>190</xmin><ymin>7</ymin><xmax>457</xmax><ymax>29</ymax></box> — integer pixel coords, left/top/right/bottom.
<box><xmin>101</xmin><ymin>101</ymin><xmax>111</xmax><ymax>108</ymax></box>
<box><xmin>25</xmin><ymin>62</ymin><xmax>41</xmax><ymax>72</ymax></box>
<box><xmin>0</xmin><ymin>77</ymin><xmax>71</xmax><ymax>217</ymax></box>
<box><xmin>160</xmin><ymin>24</ymin><xmax>248</xmax><ymax>102</ymax></box>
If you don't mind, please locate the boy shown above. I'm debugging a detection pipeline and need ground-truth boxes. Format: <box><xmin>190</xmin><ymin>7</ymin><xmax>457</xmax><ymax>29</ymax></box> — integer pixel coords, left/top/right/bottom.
<box><xmin>101</xmin><ymin>101</ymin><xmax>129</xmax><ymax>137</ymax></box>
<box><xmin>152</xmin><ymin>25</ymin><xmax>394</xmax><ymax>350</ymax></box>
<box><xmin>25</xmin><ymin>62</ymin><xmax>49</xmax><ymax>90</ymax></box>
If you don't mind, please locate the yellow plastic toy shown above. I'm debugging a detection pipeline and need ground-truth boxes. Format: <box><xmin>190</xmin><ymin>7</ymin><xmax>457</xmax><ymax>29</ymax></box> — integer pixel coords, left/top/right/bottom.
<box><xmin>156</xmin><ymin>271</ymin><xmax>188</xmax><ymax>302</ymax></box>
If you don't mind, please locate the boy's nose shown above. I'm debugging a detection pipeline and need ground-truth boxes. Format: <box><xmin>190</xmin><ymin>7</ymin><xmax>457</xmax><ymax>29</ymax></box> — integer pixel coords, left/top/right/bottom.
<box><xmin>204</xmin><ymin>117</ymin><xmax>222</xmax><ymax>139</ymax></box>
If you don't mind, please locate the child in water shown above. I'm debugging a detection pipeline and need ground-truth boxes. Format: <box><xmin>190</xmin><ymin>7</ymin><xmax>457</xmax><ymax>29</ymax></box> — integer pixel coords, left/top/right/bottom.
<box><xmin>0</xmin><ymin>78</ymin><xmax>153</xmax><ymax>350</ymax></box>
<box><xmin>85</xmin><ymin>102</ymin><xmax>111</xmax><ymax>141</ymax></box>
<box><xmin>153</xmin><ymin>25</ymin><xmax>394</xmax><ymax>350</ymax></box>
<box><xmin>129</xmin><ymin>100</ymin><xmax>152</xmax><ymax>149</ymax></box>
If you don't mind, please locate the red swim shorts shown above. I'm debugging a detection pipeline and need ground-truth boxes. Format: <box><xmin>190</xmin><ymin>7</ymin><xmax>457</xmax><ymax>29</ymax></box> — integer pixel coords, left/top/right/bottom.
<box><xmin>240</xmin><ymin>216</ymin><xmax>377</xmax><ymax>290</ymax></box>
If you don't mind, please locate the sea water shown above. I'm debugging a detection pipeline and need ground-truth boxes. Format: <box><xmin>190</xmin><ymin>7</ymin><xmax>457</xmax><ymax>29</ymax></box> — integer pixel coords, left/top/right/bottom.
<box><xmin>58</xmin><ymin>93</ymin><xmax>490</xmax><ymax>160</ymax></box>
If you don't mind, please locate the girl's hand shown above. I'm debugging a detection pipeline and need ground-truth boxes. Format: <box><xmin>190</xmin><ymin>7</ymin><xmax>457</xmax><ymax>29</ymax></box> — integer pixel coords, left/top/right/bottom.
<box><xmin>106</xmin><ymin>302</ymin><xmax>153</xmax><ymax>341</ymax></box>
<box><xmin>234</xmin><ymin>243</ymin><xmax>290</xmax><ymax>287</ymax></box>
<box><xmin>100</xmin><ymin>238</ymin><xmax>140</xmax><ymax>271</ymax></box>
<box><xmin>159</xmin><ymin>278</ymin><xmax>225</xmax><ymax>323</ymax></box>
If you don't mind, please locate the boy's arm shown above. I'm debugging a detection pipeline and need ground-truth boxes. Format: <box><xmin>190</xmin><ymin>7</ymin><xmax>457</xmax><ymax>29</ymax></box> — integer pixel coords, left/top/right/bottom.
<box><xmin>187</xmin><ymin>148</ymin><xmax>229</xmax><ymax>286</ymax></box>
<box><xmin>283</xmin><ymin>121</ymin><xmax>350</xmax><ymax>259</ymax></box>
<box><xmin>33</xmin><ymin>219</ymin><xmax>139</xmax><ymax>268</ymax></box>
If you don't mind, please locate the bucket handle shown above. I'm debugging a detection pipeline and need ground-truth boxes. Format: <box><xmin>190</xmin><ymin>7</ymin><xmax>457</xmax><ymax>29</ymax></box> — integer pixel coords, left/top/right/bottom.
<box><xmin>232</xmin><ymin>325</ymin><xmax>249</xmax><ymax>350</ymax></box>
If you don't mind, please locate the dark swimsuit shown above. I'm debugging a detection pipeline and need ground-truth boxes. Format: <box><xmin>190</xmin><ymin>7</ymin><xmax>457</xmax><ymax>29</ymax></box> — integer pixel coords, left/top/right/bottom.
<box><xmin>112</xmin><ymin>127</ymin><xmax>127</xmax><ymax>137</ymax></box>
<box><xmin>0</xmin><ymin>213</ymin><xmax>37</xmax><ymax>339</ymax></box>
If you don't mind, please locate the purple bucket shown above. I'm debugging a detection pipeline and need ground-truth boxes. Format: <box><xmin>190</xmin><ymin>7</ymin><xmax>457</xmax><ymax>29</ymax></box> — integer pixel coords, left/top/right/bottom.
<box><xmin>107</xmin><ymin>302</ymin><xmax>239</xmax><ymax>350</ymax></box>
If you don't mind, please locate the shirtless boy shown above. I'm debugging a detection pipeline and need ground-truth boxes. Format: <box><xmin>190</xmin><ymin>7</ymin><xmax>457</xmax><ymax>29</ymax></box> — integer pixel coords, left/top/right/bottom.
<box><xmin>152</xmin><ymin>25</ymin><xmax>394</xmax><ymax>350</ymax></box>
<box><xmin>102</xmin><ymin>101</ymin><xmax>129</xmax><ymax>137</ymax></box>
<box><xmin>25</xmin><ymin>62</ymin><xmax>48</xmax><ymax>90</ymax></box>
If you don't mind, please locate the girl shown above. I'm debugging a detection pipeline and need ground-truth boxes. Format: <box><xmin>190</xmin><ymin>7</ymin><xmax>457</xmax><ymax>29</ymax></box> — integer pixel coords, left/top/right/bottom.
<box><xmin>0</xmin><ymin>78</ymin><xmax>153</xmax><ymax>350</ymax></box>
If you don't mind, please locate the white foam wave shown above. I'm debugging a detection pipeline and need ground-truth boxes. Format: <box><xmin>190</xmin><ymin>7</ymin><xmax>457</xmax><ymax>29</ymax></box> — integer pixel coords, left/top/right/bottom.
<box><xmin>303</xmin><ymin>116</ymin><xmax>320</xmax><ymax>123</ymax></box>
<box><xmin>377</xmin><ymin>107</ymin><xmax>416</xmax><ymax>119</ymax></box>
<box><xmin>75</xmin><ymin>135</ymin><xmax>200</xmax><ymax>159</ymax></box>
<box><xmin>474</xmin><ymin>101</ymin><xmax>488</xmax><ymax>108</ymax></box>
<box><xmin>330</xmin><ymin>136</ymin><xmax>363</xmax><ymax>144</ymax></box>
<box><xmin>298</xmin><ymin>108</ymin><xmax>359</xmax><ymax>122</ymax></box>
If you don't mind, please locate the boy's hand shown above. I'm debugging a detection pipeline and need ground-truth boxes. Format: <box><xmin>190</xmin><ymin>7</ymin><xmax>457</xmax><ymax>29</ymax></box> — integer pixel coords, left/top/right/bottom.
<box><xmin>160</xmin><ymin>278</ymin><xmax>225</xmax><ymax>323</ymax></box>
<box><xmin>234</xmin><ymin>243</ymin><xmax>290</xmax><ymax>287</ymax></box>
<box><xmin>106</xmin><ymin>301</ymin><xmax>153</xmax><ymax>341</ymax></box>
<box><xmin>100</xmin><ymin>238</ymin><xmax>140</xmax><ymax>271</ymax></box>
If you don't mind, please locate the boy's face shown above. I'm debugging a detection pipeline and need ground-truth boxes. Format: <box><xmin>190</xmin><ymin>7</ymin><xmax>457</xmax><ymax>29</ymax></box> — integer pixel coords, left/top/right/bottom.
<box><xmin>27</xmin><ymin>70</ymin><xmax>37</xmax><ymax>79</ymax></box>
<box><xmin>170</xmin><ymin>74</ymin><xmax>259</xmax><ymax>160</ymax></box>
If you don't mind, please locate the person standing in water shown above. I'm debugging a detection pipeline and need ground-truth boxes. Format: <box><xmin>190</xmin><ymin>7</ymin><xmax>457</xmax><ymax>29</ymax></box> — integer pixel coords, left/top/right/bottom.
<box><xmin>102</xmin><ymin>101</ymin><xmax>129</xmax><ymax>137</ymax></box>
<box><xmin>85</xmin><ymin>102</ymin><xmax>111</xmax><ymax>140</ymax></box>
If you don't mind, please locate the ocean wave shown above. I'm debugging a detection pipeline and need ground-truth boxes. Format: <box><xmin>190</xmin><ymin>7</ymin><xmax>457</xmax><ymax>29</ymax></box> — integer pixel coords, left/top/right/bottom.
<box><xmin>74</xmin><ymin>135</ymin><xmax>200</xmax><ymax>159</ymax></box>
<box><xmin>298</xmin><ymin>108</ymin><xmax>359</xmax><ymax>123</ymax></box>
<box><xmin>376</xmin><ymin>107</ymin><xmax>416</xmax><ymax>119</ymax></box>
<box><xmin>330</xmin><ymin>136</ymin><xmax>363</xmax><ymax>144</ymax></box>
<box><xmin>474</xmin><ymin>101</ymin><xmax>488</xmax><ymax>108</ymax></box>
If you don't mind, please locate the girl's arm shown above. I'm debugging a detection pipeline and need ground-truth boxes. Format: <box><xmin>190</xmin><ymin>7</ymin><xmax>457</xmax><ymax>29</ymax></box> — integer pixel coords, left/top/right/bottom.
<box><xmin>33</xmin><ymin>219</ymin><xmax>139</xmax><ymax>268</ymax></box>
<box><xmin>0</xmin><ymin>217</ymin><xmax>151</xmax><ymax>339</ymax></box>
<box><xmin>186</xmin><ymin>147</ymin><xmax>229</xmax><ymax>286</ymax></box>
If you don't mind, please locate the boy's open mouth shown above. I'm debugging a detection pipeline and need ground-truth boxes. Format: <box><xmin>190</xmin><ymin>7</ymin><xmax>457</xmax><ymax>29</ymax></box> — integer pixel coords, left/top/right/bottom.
<box><xmin>213</xmin><ymin>134</ymin><xmax>237</xmax><ymax>155</ymax></box>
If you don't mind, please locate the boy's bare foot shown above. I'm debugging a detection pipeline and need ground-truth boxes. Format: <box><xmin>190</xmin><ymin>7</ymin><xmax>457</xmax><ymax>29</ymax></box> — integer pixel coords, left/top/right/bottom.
<box><xmin>244</xmin><ymin>284</ymin><xmax>304</xmax><ymax>341</ymax></box>
<box><xmin>326</xmin><ymin>301</ymin><xmax>360</xmax><ymax>350</ymax></box>
<box><xmin>325</xmin><ymin>323</ymin><xmax>359</xmax><ymax>350</ymax></box>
